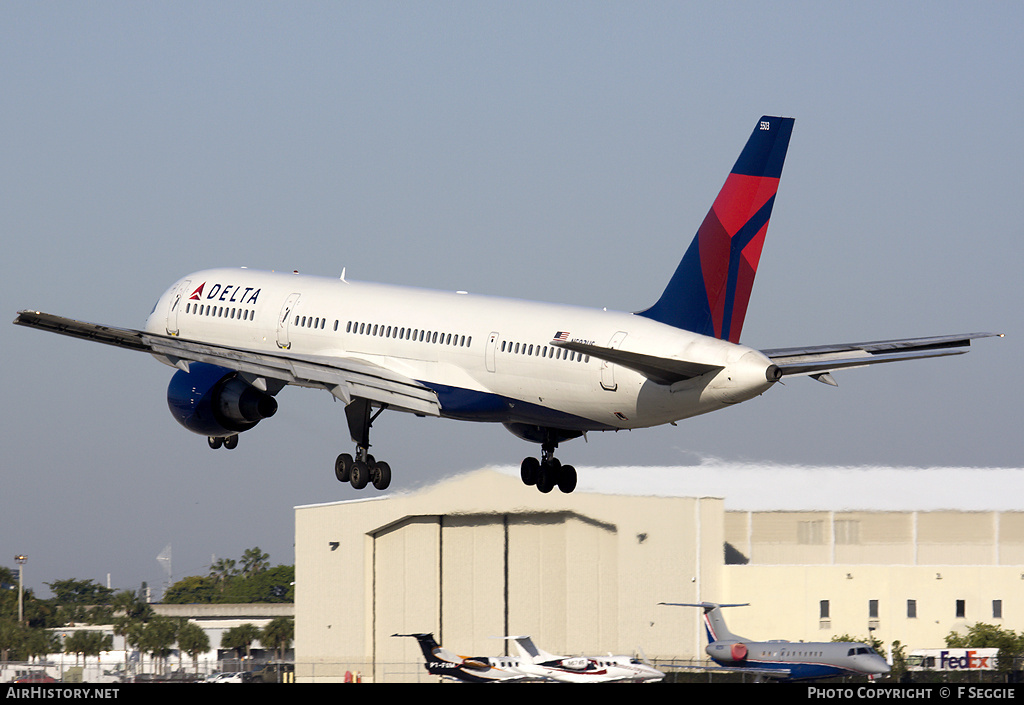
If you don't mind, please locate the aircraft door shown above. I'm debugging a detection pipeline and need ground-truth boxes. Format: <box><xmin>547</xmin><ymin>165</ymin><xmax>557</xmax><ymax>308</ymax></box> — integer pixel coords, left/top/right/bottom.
<box><xmin>485</xmin><ymin>332</ymin><xmax>499</xmax><ymax>372</ymax></box>
<box><xmin>165</xmin><ymin>279</ymin><xmax>191</xmax><ymax>336</ymax></box>
<box><xmin>277</xmin><ymin>293</ymin><xmax>300</xmax><ymax>349</ymax></box>
<box><xmin>600</xmin><ymin>331</ymin><xmax>628</xmax><ymax>391</ymax></box>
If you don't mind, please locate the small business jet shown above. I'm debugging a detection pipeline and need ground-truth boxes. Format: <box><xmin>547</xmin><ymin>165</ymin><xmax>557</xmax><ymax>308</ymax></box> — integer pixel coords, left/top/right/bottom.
<box><xmin>660</xmin><ymin>602</ymin><xmax>890</xmax><ymax>682</ymax></box>
<box><xmin>14</xmin><ymin>116</ymin><xmax>999</xmax><ymax>493</ymax></box>
<box><xmin>503</xmin><ymin>635</ymin><xmax>664</xmax><ymax>683</ymax></box>
<box><xmin>393</xmin><ymin>633</ymin><xmax>535</xmax><ymax>683</ymax></box>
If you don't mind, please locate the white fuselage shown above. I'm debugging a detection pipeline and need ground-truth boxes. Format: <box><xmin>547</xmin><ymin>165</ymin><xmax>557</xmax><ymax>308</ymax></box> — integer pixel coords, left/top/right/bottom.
<box><xmin>146</xmin><ymin>267</ymin><xmax>776</xmax><ymax>433</ymax></box>
<box><xmin>517</xmin><ymin>655</ymin><xmax>664</xmax><ymax>683</ymax></box>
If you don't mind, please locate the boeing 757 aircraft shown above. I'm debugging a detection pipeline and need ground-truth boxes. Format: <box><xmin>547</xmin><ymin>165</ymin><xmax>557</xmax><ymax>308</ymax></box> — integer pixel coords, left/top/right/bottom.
<box><xmin>14</xmin><ymin>116</ymin><xmax>999</xmax><ymax>493</ymax></box>
<box><xmin>660</xmin><ymin>602</ymin><xmax>890</xmax><ymax>682</ymax></box>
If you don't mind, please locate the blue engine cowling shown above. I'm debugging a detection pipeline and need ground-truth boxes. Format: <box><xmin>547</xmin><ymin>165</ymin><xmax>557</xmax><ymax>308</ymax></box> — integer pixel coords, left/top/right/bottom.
<box><xmin>167</xmin><ymin>362</ymin><xmax>278</xmax><ymax>437</ymax></box>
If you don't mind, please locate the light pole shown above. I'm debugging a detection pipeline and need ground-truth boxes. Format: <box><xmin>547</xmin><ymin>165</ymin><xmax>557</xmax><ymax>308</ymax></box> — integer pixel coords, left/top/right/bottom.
<box><xmin>15</xmin><ymin>555</ymin><xmax>27</xmax><ymax>625</ymax></box>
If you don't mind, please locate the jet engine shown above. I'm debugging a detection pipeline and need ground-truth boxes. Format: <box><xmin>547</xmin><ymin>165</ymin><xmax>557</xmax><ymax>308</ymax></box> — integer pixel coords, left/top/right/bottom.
<box><xmin>167</xmin><ymin>362</ymin><xmax>278</xmax><ymax>437</ymax></box>
<box><xmin>706</xmin><ymin>642</ymin><xmax>748</xmax><ymax>663</ymax></box>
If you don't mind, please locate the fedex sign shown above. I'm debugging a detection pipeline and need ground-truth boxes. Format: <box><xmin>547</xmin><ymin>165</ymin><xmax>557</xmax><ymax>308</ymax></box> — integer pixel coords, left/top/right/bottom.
<box><xmin>908</xmin><ymin>648</ymin><xmax>999</xmax><ymax>671</ymax></box>
<box><xmin>940</xmin><ymin>649</ymin><xmax>995</xmax><ymax>670</ymax></box>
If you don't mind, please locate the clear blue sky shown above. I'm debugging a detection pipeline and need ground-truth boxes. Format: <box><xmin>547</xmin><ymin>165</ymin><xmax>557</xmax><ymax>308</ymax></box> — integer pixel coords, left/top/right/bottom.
<box><xmin>2</xmin><ymin>2</ymin><xmax>1020</xmax><ymax>597</ymax></box>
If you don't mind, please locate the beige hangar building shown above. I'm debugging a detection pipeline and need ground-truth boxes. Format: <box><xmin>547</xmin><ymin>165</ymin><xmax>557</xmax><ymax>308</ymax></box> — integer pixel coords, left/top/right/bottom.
<box><xmin>293</xmin><ymin>464</ymin><xmax>1024</xmax><ymax>683</ymax></box>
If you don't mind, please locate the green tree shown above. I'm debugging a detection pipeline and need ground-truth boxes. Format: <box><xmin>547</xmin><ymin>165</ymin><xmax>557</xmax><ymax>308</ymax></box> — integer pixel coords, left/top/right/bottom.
<box><xmin>945</xmin><ymin>623</ymin><xmax>1024</xmax><ymax>672</ymax></box>
<box><xmin>64</xmin><ymin>630</ymin><xmax>112</xmax><ymax>669</ymax></box>
<box><xmin>222</xmin><ymin>565</ymin><xmax>295</xmax><ymax>604</ymax></box>
<box><xmin>140</xmin><ymin>616</ymin><xmax>178</xmax><ymax>675</ymax></box>
<box><xmin>890</xmin><ymin>640</ymin><xmax>907</xmax><ymax>679</ymax></box>
<box><xmin>163</xmin><ymin>576</ymin><xmax>216</xmax><ymax>604</ymax></box>
<box><xmin>0</xmin><ymin>619</ymin><xmax>24</xmax><ymax>662</ymax></box>
<box><xmin>261</xmin><ymin>617</ymin><xmax>294</xmax><ymax>660</ymax></box>
<box><xmin>23</xmin><ymin>627</ymin><xmax>60</xmax><ymax>663</ymax></box>
<box><xmin>240</xmin><ymin>547</ymin><xmax>270</xmax><ymax>578</ymax></box>
<box><xmin>167</xmin><ymin>549</ymin><xmax>293</xmax><ymax>604</ymax></box>
<box><xmin>45</xmin><ymin>578</ymin><xmax>115</xmax><ymax>605</ymax></box>
<box><xmin>177</xmin><ymin>621</ymin><xmax>211</xmax><ymax>674</ymax></box>
<box><xmin>209</xmin><ymin>558</ymin><xmax>238</xmax><ymax>594</ymax></box>
<box><xmin>221</xmin><ymin>623</ymin><xmax>262</xmax><ymax>662</ymax></box>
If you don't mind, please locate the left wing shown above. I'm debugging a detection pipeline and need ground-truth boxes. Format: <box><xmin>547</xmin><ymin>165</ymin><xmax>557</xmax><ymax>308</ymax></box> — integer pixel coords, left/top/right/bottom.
<box><xmin>13</xmin><ymin>310</ymin><xmax>441</xmax><ymax>416</ymax></box>
<box><xmin>762</xmin><ymin>333</ymin><xmax>1002</xmax><ymax>385</ymax></box>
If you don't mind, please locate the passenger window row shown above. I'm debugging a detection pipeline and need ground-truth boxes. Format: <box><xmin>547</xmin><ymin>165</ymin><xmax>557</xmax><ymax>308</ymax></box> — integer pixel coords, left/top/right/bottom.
<box><xmin>294</xmin><ymin>314</ymin><xmax>326</xmax><ymax>330</ymax></box>
<box><xmin>500</xmin><ymin>340</ymin><xmax>589</xmax><ymax>363</ymax></box>
<box><xmin>186</xmin><ymin>302</ymin><xmax>255</xmax><ymax>321</ymax></box>
<box><xmin>345</xmin><ymin>320</ymin><xmax>473</xmax><ymax>349</ymax></box>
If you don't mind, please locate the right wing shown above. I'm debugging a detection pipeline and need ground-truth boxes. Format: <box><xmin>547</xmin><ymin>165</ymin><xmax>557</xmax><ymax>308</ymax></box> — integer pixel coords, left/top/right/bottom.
<box><xmin>13</xmin><ymin>310</ymin><xmax>440</xmax><ymax>416</ymax></box>
<box><xmin>762</xmin><ymin>333</ymin><xmax>1002</xmax><ymax>385</ymax></box>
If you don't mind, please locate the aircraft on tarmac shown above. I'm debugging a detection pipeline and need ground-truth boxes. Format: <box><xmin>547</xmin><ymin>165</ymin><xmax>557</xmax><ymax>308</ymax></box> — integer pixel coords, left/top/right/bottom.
<box><xmin>393</xmin><ymin>633</ymin><xmax>536</xmax><ymax>683</ymax></box>
<box><xmin>660</xmin><ymin>602</ymin><xmax>891</xmax><ymax>682</ymax></box>
<box><xmin>503</xmin><ymin>635</ymin><xmax>664</xmax><ymax>683</ymax></box>
<box><xmin>14</xmin><ymin>116</ymin><xmax>1000</xmax><ymax>493</ymax></box>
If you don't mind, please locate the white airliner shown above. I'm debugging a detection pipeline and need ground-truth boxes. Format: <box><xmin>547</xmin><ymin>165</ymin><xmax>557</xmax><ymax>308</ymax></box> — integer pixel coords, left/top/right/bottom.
<box><xmin>503</xmin><ymin>635</ymin><xmax>664</xmax><ymax>683</ymax></box>
<box><xmin>660</xmin><ymin>602</ymin><xmax>891</xmax><ymax>682</ymax></box>
<box><xmin>14</xmin><ymin>116</ymin><xmax>999</xmax><ymax>493</ymax></box>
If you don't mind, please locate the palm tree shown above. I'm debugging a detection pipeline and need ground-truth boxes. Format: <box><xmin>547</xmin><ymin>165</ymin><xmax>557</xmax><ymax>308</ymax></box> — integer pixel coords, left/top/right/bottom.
<box><xmin>260</xmin><ymin>617</ymin><xmax>293</xmax><ymax>660</ymax></box>
<box><xmin>221</xmin><ymin>623</ymin><xmax>261</xmax><ymax>664</ymax></box>
<box><xmin>209</xmin><ymin>558</ymin><xmax>238</xmax><ymax>594</ymax></box>
<box><xmin>176</xmin><ymin>621</ymin><xmax>210</xmax><ymax>675</ymax></box>
<box><xmin>240</xmin><ymin>548</ymin><xmax>270</xmax><ymax>578</ymax></box>
<box><xmin>140</xmin><ymin>616</ymin><xmax>178</xmax><ymax>676</ymax></box>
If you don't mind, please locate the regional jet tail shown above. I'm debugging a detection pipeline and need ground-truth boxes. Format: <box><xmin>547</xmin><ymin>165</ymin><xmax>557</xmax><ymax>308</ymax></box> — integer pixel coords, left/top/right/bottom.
<box><xmin>659</xmin><ymin>602</ymin><xmax>890</xmax><ymax>682</ymax></box>
<box><xmin>503</xmin><ymin>635</ymin><xmax>664</xmax><ymax>683</ymax></box>
<box><xmin>392</xmin><ymin>633</ymin><xmax>534</xmax><ymax>683</ymax></box>
<box><xmin>14</xmin><ymin>115</ymin><xmax>1000</xmax><ymax>494</ymax></box>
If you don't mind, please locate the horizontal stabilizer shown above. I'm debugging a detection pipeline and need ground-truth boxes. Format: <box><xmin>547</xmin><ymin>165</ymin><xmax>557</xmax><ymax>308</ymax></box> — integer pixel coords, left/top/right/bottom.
<box><xmin>763</xmin><ymin>333</ymin><xmax>1002</xmax><ymax>379</ymax></box>
<box><xmin>552</xmin><ymin>340</ymin><xmax>722</xmax><ymax>385</ymax></box>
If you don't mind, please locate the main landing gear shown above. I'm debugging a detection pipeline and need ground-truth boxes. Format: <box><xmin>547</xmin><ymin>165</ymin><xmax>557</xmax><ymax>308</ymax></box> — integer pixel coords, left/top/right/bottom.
<box><xmin>335</xmin><ymin>451</ymin><xmax>391</xmax><ymax>491</ymax></box>
<box><xmin>334</xmin><ymin>398</ymin><xmax>393</xmax><ymax>491</ymax></box>
<box><xmin>520</xmin><ymin>435</ymin><xmax>577</xmax><ymax>494</ymax></box>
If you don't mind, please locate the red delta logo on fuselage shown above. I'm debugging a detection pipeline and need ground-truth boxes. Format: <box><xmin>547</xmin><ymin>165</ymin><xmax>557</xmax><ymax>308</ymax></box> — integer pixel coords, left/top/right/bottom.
<box><xmin>189</xmin><ymin>282</ymin><xmax>261</xmax><ymax>305</ymax></box>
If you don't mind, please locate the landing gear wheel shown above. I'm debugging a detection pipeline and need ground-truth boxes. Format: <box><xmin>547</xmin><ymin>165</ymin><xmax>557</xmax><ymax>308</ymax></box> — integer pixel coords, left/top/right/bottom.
<box><xmin>350</xmin><ymin>460</ymin><xmax>369</xmax><ymax>490</ymax></box>
<box><xmin>207</xmin><ymin>436</ymin><xmax>223</xmax><ymax>450</ymax></box>
<box><xmin>557</xmin><ymin>465</ymin><xmax>577</xmax><ymax>494</ymax></box>
<box><xmin>223</xmin><ymin>435</ymin><xmax>239</xmax><ymax>450</ymax></box>
<box><xmin>371</xmin><ymin>461</ymin><xmax>392</xmax><ymax>490</ymax></box>
<box><xmin>521</xmin><ymin>457</ymin><xmax>540</xmax><ymax>486</ymax></box>
<box><xmin>335</xmin><ymin>453</ymin><xmax>353</xmax><ymax>483</ymax></box>
<box><xmin>536</xmin><ymin>464</ymin><xmax>556</xmax><ymax>494</ymax></box>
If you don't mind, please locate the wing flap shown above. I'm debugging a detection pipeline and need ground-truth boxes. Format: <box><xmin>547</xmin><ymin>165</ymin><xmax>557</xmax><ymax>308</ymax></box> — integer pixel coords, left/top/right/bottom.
<box><xmin>14</xmin><ymin>310</ymin><xmax>441</xmax><ymax>417</ymax></box>
<box><xmin>763</xmin><ymin>333</ymin><xmax>1001</xmax><ymax>379</ymax></box>
<box><xmin>552</xmin><ymin>340</ymin><xmax>722</xmax><ymax>385</ymax></box>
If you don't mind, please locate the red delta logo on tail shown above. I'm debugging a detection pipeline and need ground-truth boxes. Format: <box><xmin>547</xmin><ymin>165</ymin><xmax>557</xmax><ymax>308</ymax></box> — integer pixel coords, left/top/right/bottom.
<box><xmin>638</xmin><ymin>116</ymin><xmax>794</xmax><ymax>343</ymax></box>
<box><xmin>698</xmin><ymin>167</ymin><xmax>781</xmax><ymax>342</ymax></box>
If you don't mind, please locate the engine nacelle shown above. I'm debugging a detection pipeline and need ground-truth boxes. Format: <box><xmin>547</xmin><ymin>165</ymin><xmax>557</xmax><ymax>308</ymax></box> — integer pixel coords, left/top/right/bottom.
<box><xmin>559</xmin><ymin>657</ymin><xmax>589</xmax><ymax>671</ymax></box>
<box><xmin>167</xmin><ymin>362</ymin><xmax>278</xmax><ymax>437</ymax></box>
<box><xmin>706</xmin><ymin>641</ymin><xmax>748</xmax><ymax>663</ymax></box>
